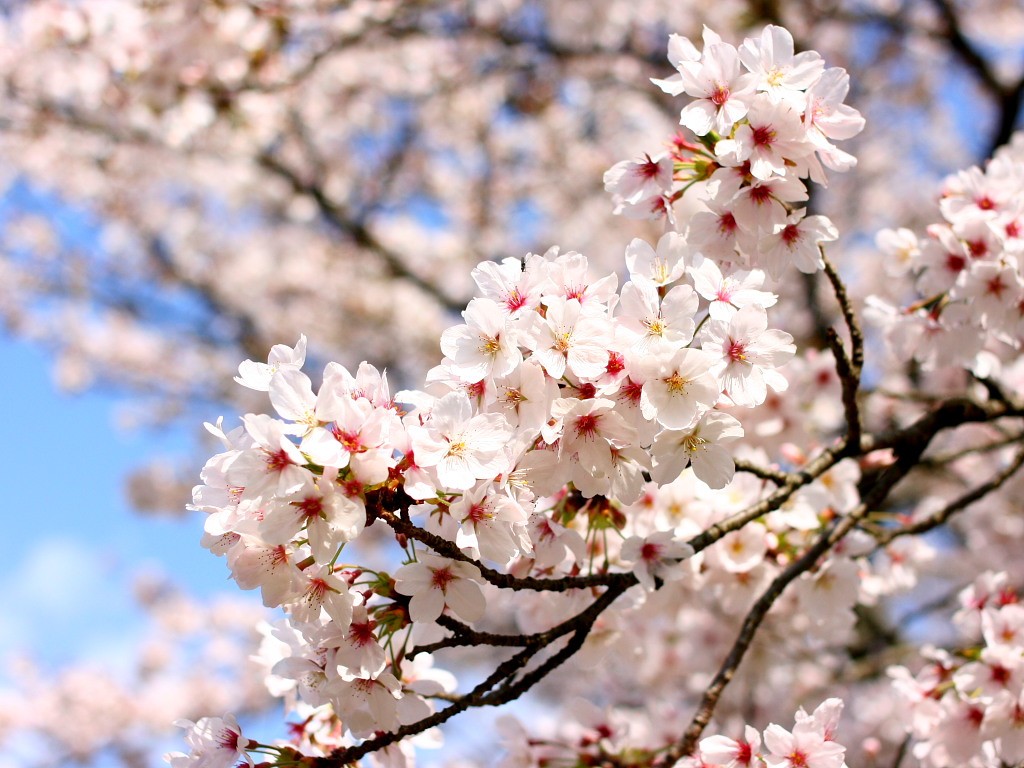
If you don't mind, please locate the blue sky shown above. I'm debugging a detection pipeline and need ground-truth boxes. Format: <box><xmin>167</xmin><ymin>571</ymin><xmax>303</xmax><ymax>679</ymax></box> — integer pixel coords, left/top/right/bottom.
<box><xmin>0</xmin><ymin>333</ymin><xmax>243</xmax><ymax>673</ymax></box>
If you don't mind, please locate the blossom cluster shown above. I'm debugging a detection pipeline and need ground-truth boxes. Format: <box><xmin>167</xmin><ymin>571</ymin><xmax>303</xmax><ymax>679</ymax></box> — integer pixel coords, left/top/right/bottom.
<box><xmin>693</xmin><ymin>698</ymin><xmax>847</xmax><ymax>768</ymax></box>
<box><xmin>604</xmin><ymin>24</ymin><xmax>864</xmax><ymax>279</ymax></box>
<box><xmin>496</xmin><ymin>698</ymin><xmax>848</xmax><ymax>768</ymax></box>
<box><xmin>869</xmin><ymin>135</ymin><xmax>1024</xmax><ymax>377</ymax></box>
<box><xmin>189</xmin><ymin>235</ymin><xmax>801</xmax><ymax>745</ymax></box>
<box><xmin>889</xmin><ymin>571</ymin><xmax>1024</xmax><ymax>767</ymax></box>
<box><xmin>179</xmin><ymin>23</ymin><xmax>867</xmax><ymax>767</ymax></box>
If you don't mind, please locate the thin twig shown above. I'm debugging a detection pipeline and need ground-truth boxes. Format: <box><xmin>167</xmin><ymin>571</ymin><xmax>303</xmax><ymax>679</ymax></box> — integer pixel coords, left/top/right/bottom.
<box><xmin>919</xmin><ymin>430</ymin><xmax>1024</xmax><ymax>468</ymax></box>
<box><xmin>873</xmin><ymin>445</ymin><xmax>1024</xmax><ymax>546</ymax></box>
<box><xmin>660</xmin><ymin>379</ymin><xmax>992</xmax><ymax>763</ymax></box>
<box><xmin>375</xmin><ymin>506</ymin><xmax>635</xmax><ymax>593</ymax></box>
<box><xmin>821</xmin><ymin>249</ymin><xmax>864</xmax><ymax>450</ymax></box>
<box><xmin>324</xmin><ymin>582</ymin><xmax>630</xmax><ymax>765</ymax></box>
<box><xmin>732</xmin><ymin>458</ymin><xmax>790</xmax><ymax>485</ymax></box>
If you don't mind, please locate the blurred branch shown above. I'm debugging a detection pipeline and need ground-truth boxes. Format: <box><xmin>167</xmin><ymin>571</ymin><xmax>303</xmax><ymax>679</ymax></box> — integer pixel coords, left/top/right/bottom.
<box><xmin>873</xmin><ymin>443</ymin><xmax>1024</xmax><ymax>546</ymax></box>
<box><xmin>927</xmin><ymin>0</ymin><xmax>1024</xmax><ymax>155</ymax></box>
<box><xmin>255</xmin><ymin>150</ymin><xmax>465</xmax><ymax>313</ymax></box>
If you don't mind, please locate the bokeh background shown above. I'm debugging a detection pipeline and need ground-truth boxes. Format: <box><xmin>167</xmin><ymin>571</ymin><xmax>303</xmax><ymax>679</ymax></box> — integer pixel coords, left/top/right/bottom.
<box><xmin>1</xmin><ymin>1</ymin><xmax>1023</xmax><ymax>766</ymax></box>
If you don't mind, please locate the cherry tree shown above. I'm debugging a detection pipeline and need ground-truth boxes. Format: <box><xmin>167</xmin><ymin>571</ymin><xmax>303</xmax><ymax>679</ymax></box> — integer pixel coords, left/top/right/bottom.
<box><xmin>2</xmin><ymin>2</ymin><xmax>1024</xmax><ymax>768</ymax></box>
<box><xmin>164</xmin><ymin>22</ymin><xmax>1024</xmax><ymax>768</ymax></box>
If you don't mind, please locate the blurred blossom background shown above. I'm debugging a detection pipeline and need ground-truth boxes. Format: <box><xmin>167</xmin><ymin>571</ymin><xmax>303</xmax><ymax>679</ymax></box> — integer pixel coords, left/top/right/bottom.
<box><xmin>0</xmin><ymin>0</ymin><xmax>1023</xmax><ymax>766</ymax></box>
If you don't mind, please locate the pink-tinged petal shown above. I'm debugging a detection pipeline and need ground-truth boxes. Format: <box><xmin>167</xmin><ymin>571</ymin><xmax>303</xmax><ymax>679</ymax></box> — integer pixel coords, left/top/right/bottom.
<box><xmin>725</xmin><ymin>365</ymin><xmax>766</xmax><ymax>407</ymax></box>
<box><xmin>762</xmin><ymin>723</ymin><xmax>795</xmax><ymax>757</ymax></box>
<box><xmin>731</xmin><ymin>304</ymin><xmax>769</xmax><ymax>339</ymax></box>
<box><xmin>466</xmin><ymin>451</ymin><xmax>509</xmax><ymax>481</ymax></box>
<box><xmin>700</xmin><ymin>734</ymin><xmax>743</xmax><ymax>764</ymax></box>
<box><xmin>269</xmin><ymin>368</ymin><xmax>317</xmax><ymax>423</ymax></box>
<box><xmin>393</xmin><ymin>562</ymin><xmax>432</xmax><ymax>593</ymax></box>
<box><xmin>350</xmin><ymin>448</ymin><xmax>392</xmax><ymax>486</ymax></box>
<box><xmin>438</xmin><ymin>455</ymin><xmax>476</xmax><ymax>490</ymax></box>
<box><xmin>409</xmin><ymin>588</ymin><xmax>445</xmax><ymax>623</ymax></box>
<box><xmin>301</xmin><ymin>428</ymin><xmax>349</xmax><ymax>468</ymax></box>
<box><xmin>690</xmin><ymin>443</ymin><xmax>735</xmax><ymax>489</ymax></box>
<box><xmin>568</xmin><ymin>344</ymin><xmax>613</xmax><ymax>380</ymax></box>
<box><xmin>680</xmin><ymin>100</ymin><xmax>717</xmax><ymax>136</ymax></box>
<box><xmin>446</xmin><ymin>580</ymin><xmax>486</xmax><ymax>623</ymax></box>
<box><xmin>534</xmin><ymin>347</ymin><xmax>567</xmax><ymax>379</ymax></box>
<box><xmin>720</xmin><ymin>96</ymin><xmax>751</xmax><ymax>127</ymax></box>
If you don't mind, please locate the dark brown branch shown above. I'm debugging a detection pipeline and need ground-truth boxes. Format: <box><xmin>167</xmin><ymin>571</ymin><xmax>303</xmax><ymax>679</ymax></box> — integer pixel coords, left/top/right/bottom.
<box><xmin>821</xmin><ymin>249</ymin><xmax>864</xmax><ymax>451</ymax></box>
<box><xmin>928</xmin><ymin>0</ymin><xmax>1003</xmax><ymax>94</ymax></box>
<box><xmin>687</xmin><ymin>443</ymin><xmax>846</xmax><ymax>554</ymax></box>
<box><xmin>891</xmin><ymin>733</ymin><xmax>912</xmax><ymax>768</ymax></box>
<box><xmin>411</xmin><ymin>584</ymin><xmax>626</xmax><ymax>656</ymax></box>
<box><xmin>146</xmin><ymin>235</ymin><xmax>266</xmax><ymax>362</ymax></box>
<box><xmin>476</xmin><ymin>585</ymin><xmax>628</xmax><ymax>707</ymax></box>
<box><xmin>323</xmin><ymin>580</ymin><xmax>630</xmax><ymax>766</ymax></box>
<box><xmin>661</xmin><ymin>397</ymin><xmax>951</xmax><ymax>764</ymax></box>
<box><xmin>323</xmin><ymin>644</ymin><xmax>541</xmax><ymax>766</ymax></box>
<box><xmin>375</xmin><ymin>506</ymin><xmax>636</xmax><ymax>593</ymax></box>
<box><xmin>660</xmin><ymin>503</ymin><xmax>874</xmax><ymax>765</ymax></box>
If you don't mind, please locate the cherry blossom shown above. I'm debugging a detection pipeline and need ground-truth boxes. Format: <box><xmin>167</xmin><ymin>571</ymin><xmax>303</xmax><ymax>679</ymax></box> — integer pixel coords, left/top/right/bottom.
<box><xmin>701</xmin><ymin>304</ymin><xmax>795</xmax><ymax>407</ymax></box>
<box><xmin>393</xmin><ymin>554</ymin><xmax>486</xmax><ymax>624</ymax></box>
<box><xmin>166</xmin><ymin>715</ymin><xmax>254</xmax><ymax>768</ymax></box>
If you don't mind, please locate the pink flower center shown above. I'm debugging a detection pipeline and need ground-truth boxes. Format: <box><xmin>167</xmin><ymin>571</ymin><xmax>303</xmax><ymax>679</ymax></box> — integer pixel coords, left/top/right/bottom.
<box><xmin>505</xmin><ymin>288</ymin><xmax>527</xmax><ymax>313</ymax></box>
<box><xmin>349</xmin><ymin>619</ymin><xmax>377</xmax><ymax>647</ymax></box>
<box><xmin>304</xmin><ymin>577</ymin><xmax>329</xmax><ymax>607</ymax></box>
<box><xmin>430</xmin><ymin>566</ymin><xmax>456</xmax><ymax>592</ymax></box>
<box><xmin>781</xmin><ymin>223</ymin><xmax>802</xmax><ymax>246</ymax></box>
<box><xmin>710</xmin><ymin>84</ymin><xmax>731</xmax><ymax>106</ymax></box>
<box><xmin>751</xmin><ymin>124</ymin><xmax>777</xmax><ymax>147</ymax></box>
<box><xmin>735</xmin><ymin>741</ymin><xmax>753</xmax><ymax>765</ymax></box>
<box><xmin>717</xmin><ymin>211</ymin><xmax>739</xmax><ymax>236</ymax></box>
<box><xmin>633</xmin><ymin>154</ymin><xmax>663</xmax><ymax>179</ymax></box>
<box><xmin>266</xmin><ymin>448</ymin><xmax>293</xmax><ymax>472</ymax></box>
<box><xmin>266</xmin><ymin>545</ymin><xmax>289</xmax><ymax>568</ymax></box>
<box><xmin>986</xmin><ymin>275</ymin><xmax>1008</xmax><ymax>298</ymax></box>
<box><xmin>967</xmin><ymin>239</ymin><xmax>987</xmax><ymax>258</ymax></box>
<box><xmin>622</xmin><ymin>378</ymin><xmax>643</xmax><ymax>403</ymax></box>
<box><xmin>748</xmin><ymin>186</ymin><xmax>773</xmax><ymax>205</ymax></box>
<box><xmin>574</xmin><ymin>413</ymin><xmax>600</xmax><ymax>438</ymax></box>
<box><xmin>333</xmin><ymin>427</ymin><xmax>364</xmax><ymax>453</ymax></box>
<box><xmin>945</xmin><ymin>253</ymin><xmax>966</xmax><ymax>273</ymax></box>
<box><xmin>727</xmin><ymin>339</ymin><xmax>747</xmax><ymax>362</ymax></box>
<box><xmin>640</xmin><ymin>542</ymin><xmax>662</xmax><ymax>562</ymax></box>
<box><xmin>467</xmin><ymin>503</ymin><xmax>491</xmax><ymax>523</ymax></box>
<box><xmin>216</xmin><ymin>727</ymin><xmax>241</xmax><ymax>751</ymax></box>
<box><xmin>991</xmin><ymin>664</ymin><xmax>1012</xmax><ymax>685</ymax></box>
<box><xmin>295</xmin><ymin>495</ymin><xmax>324</xmax><ymax>520</ymax></box>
